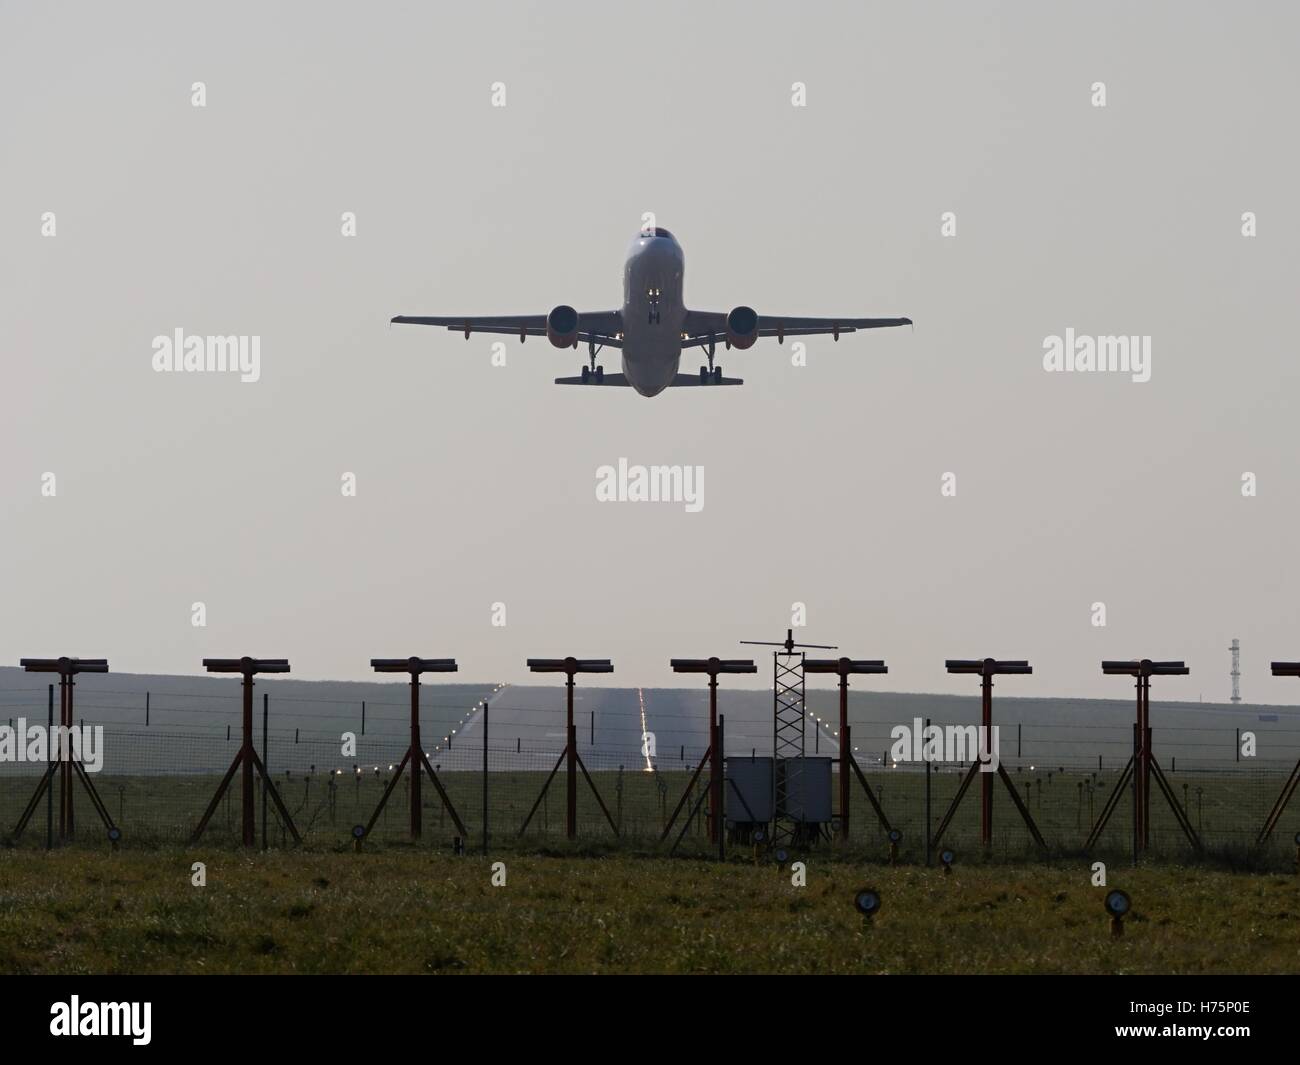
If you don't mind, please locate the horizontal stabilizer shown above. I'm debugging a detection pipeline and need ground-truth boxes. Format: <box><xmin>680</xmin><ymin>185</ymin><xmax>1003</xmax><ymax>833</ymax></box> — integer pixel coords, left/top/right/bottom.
<box><xmin>668</xmin><ymin>373</ymin><xmax>744</xmax><ymax>387</ymax></box>
<box><xmin>554</xmin><ymin>373</ymin><xmax>633</xmax><ymax>386</ymax></box>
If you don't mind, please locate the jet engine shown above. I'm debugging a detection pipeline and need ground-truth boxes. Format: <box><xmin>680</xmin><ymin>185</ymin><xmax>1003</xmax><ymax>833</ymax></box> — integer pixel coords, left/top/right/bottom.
<box><xmin>547</xmin><ymin>305</ymin><xmax>580</xmax><ymax>348</ymax></box>
<box><xmin>726</xmin><ymin>306</ymin><xmax>759</xmax><ymax>350</ymax></box>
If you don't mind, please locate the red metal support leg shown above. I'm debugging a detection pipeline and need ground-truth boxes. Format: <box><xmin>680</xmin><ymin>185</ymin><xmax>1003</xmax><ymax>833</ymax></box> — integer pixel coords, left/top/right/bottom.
<box><xmin>980</xmin><ymin>674</ymin><xmax>993</xmax><ymax>846</ymax></box>
<box><xmin>410</xmin><ymin>676</ymin><xmax>422</xmax><ymax>839</ymax></box>
<box><xmin>566</xmin><ymin>677</ymin><xmax>577</xmax><ymax>839</ymax></box>
<box><xmin>241</xmin><ymin>676</ymin><xmax>255</xmax><ymax>847</ymax></box>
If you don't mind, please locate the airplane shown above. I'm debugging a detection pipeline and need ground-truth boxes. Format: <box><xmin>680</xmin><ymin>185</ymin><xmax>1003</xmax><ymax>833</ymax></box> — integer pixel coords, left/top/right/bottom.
<box><xmin>391</xmin><ymin>227</ymin><xmax>911</xmax><ymax>398</ymax></box>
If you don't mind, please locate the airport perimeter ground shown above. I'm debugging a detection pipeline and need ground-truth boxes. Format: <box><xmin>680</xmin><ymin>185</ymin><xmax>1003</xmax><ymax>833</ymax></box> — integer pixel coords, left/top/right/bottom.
<box><xmin>1</xmin><ymin>848</ymin><xmax>1297</xmax><ymax>975</ymax></box>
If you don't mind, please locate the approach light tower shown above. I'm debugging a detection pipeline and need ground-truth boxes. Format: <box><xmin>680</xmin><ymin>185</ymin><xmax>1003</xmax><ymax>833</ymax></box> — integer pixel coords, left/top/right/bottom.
<box><xmin>1230</xmin><ymin>639</ymin><xmax>1241</xmax><ymax>703</ymax></box>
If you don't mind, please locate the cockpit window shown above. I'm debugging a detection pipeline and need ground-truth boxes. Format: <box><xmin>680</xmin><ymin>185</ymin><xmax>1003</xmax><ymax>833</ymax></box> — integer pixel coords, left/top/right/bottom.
<box><xmin>648</xmin><ymin>227</ymin><xmax>673</xmax><ymax>239</ymax></box>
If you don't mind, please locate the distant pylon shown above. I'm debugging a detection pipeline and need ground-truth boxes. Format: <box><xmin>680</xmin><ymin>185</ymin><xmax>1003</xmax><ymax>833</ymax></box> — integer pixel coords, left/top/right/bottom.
<box><xmin>1230</xmin><ymin>639</ymin><xmax>1241</xmax><ymax>703</ymax></box>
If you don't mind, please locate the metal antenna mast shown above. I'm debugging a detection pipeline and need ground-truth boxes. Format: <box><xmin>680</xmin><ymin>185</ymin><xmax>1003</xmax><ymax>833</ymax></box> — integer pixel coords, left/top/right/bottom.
<box><xmin>740</xmin><ymin>629</ymin><xmax>836</xmax><ymax>848</ymax></box>
<box><xmin>1230</xmin><ymin>639</ymin><xmax>1241</xmax><ymax>703</ymax></box>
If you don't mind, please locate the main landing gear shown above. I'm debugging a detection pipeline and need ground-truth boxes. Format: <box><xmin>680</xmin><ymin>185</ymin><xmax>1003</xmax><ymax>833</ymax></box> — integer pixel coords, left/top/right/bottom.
<box><xmin>580</xmin><ymin>339</ymin><xmax>604</xmax><ymax>383</ymax></box>
<box><xmin>698</xmin><ymin>335</ymin><xmax>723</xmax><ymax>384</ymax></box>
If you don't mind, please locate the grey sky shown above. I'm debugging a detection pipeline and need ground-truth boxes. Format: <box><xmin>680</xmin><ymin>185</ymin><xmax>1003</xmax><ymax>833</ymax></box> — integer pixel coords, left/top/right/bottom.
<box><xmin>3</xmin><ymin>1</ymin><xmax>1298</xmax><ymax>701</ymax></box>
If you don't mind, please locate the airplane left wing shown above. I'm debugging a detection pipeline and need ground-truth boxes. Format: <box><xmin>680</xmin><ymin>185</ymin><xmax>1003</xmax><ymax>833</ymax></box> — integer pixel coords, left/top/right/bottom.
<box><xmin>682</xmin><ymin>310</ymin><xmax>911</xmax><ymax>343</ymax></box>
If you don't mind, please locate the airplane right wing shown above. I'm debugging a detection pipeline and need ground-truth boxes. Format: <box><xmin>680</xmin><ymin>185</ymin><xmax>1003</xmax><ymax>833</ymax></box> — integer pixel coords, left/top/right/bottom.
<box><xmin>392</xmin><ymin>310</ymin><xmax>623</xmax><ymax>347</ymax></box>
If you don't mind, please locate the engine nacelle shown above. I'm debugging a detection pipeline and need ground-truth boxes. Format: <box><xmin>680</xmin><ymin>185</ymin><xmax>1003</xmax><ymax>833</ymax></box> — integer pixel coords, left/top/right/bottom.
<box><xmin>547</xmin><ymin>305</ymin><xmax>579</xmax><ymax>348</ymax></box>
<box><xmin>726</xmin><ymin>306</ymin><xmax>759</xmax><ymax>350</ymax></box>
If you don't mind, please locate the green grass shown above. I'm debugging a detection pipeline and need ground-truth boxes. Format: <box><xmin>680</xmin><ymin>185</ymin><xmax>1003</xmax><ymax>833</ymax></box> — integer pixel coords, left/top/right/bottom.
<box><xmin>1</xmin><ymin>848</ymin><xmax>1297</xmax><ymax>974</ymax></box>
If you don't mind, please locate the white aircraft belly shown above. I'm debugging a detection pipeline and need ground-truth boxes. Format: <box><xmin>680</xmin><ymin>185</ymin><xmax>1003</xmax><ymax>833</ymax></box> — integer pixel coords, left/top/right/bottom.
<box><xmin>622</xmin><ymin>243</ymin><xmax>685</xmax><ymax>397</ymax></box>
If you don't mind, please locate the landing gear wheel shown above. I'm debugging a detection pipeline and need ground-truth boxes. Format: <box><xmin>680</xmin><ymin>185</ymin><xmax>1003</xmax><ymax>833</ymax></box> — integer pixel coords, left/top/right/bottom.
<box><xmin>699</xmin><ymin>366</ymin><xmax>708</xmax><ymax>384</ymax></box>
<box><xmin>713</xmin><ymin>366</ymin><xmax>722</xmax><ymax>384</ymax></box>
<box><xmin>581</xmin><ymin>366</ymin><xmax>590</xmax><ymax>383</ymax></box>
<box><xmin>595</xmin><ymin>365</ymin><xmax>604</xmax><ymax>383</ymax></box>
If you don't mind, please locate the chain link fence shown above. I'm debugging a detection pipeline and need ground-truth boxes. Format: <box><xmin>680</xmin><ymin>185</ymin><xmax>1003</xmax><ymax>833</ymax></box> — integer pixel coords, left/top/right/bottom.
<box><xmin>2</xmin><ymin>715</ymin><xmax>1298</xmax><ymax>870</ymax></box>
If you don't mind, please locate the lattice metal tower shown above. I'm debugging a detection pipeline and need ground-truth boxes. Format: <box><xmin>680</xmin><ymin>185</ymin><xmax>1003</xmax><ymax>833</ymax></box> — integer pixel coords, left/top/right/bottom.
<box><xmin>740</xmin><ymin>629</ymin><xmax>836</xmax><ymax>848</ymax></box>
<box><xmin>772</xmin><ymin>646</ymin><xmax>805</xmax><ymax>847</ymax></box>
<box><xmin>1230</xmin><ymin>639</ymin><xmax>1241</xmax><ymax>703</ymax></box>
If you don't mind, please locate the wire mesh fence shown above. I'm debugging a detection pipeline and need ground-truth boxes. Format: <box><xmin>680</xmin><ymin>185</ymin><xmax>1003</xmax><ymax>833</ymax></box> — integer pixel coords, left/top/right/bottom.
<box><xmin>2</xmin><ymin>715</ymin><xmax>1298</xmax><ymax>870</ymax></box>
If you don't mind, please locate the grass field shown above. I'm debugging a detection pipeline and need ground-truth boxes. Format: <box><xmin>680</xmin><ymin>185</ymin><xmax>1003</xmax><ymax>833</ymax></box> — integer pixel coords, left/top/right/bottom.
<box><xmin>1</xmin><ymin>847</ymin><xmax>1298</xmax><ymax>974</ymax></box>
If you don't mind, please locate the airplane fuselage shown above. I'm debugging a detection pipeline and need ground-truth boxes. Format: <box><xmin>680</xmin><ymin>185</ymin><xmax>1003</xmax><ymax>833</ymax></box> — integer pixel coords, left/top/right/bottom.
<box><xmin>622</xmin><ymin>230</ymin><xmax>686</xmax><ymax>396</ymax></box>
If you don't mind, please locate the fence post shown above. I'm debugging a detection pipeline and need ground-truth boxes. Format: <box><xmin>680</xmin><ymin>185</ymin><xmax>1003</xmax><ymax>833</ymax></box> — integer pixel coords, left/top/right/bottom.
<box><xmin>47</xmin><ymin>684</ymin><xmax>54</xmax><ymax>851</ymax></box>
<box><xmin>262</xmin><ymin>692</ymin><xmax>268</xmax><ymax>851</ymax></box>
<box><xmin>925</xmin><ymin>716</ymin><xmax>932</xmax><ymax>867</ymax></box>
<box><xmin>717</xmin><ymin>714</ymin><xmax>726</xmax><ymax>862</ymax></box>
<box><xmin>146</xmin><ymin>691</ymin><xmax>150</xmax><ymax>727</ymax></box>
